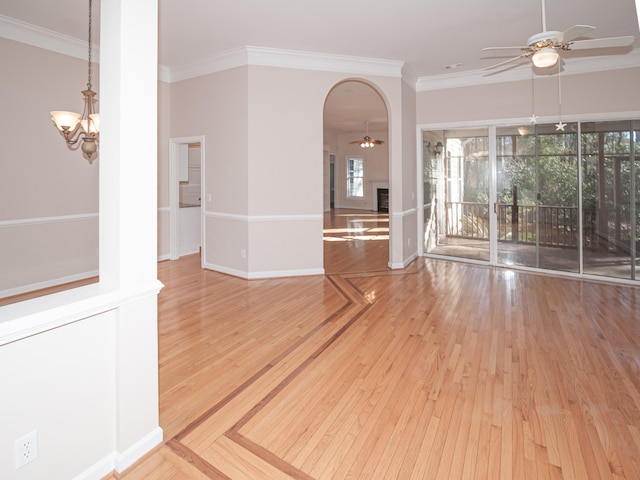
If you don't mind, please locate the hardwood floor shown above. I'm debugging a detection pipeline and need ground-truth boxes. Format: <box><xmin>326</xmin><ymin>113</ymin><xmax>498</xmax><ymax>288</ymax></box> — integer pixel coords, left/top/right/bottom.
<box><xmin>323</xmin><ymin>209</ymin><xmax>390</xmax><ymax>274</ymax></box>
<box><xmin>105</xmin><ymin>209</ymin><xmax>640</xmax><ymax>479</ymax></box>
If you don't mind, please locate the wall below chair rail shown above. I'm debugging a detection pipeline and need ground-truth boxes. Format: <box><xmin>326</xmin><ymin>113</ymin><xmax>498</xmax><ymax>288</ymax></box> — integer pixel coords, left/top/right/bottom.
<box><xmin>0</xmin><ymin>283</ymin><xmax>163</xmax><ymax>479</ymax></box>
<box><xmin>0</xmin><ymin>309</ymin><xmax>116</xmax><ymax>479</ymax></box>
<box><xmin>0</xmin><ymin>214</ymin><xmax>99</xmax><ymax>298</ymax></box>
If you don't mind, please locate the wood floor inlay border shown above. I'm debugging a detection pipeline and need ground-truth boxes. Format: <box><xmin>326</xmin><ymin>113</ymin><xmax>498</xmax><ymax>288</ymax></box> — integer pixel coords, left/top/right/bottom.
<box><xmin>108</xmin><ymin>211</ymin><xmax>640</xmax><ymax>479</ymax></box>
<box><xmin>168</xmin><ymin>272</ymin><xmax>382</xmax><ymax>478</ymax></box>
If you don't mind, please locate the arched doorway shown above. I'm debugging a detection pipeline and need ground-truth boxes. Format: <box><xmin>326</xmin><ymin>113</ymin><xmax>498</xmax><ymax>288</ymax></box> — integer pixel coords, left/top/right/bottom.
<box><xmin>322</xmin><ymin>80</ymin><xmax>390</xmax><ymax>274</ymax></box>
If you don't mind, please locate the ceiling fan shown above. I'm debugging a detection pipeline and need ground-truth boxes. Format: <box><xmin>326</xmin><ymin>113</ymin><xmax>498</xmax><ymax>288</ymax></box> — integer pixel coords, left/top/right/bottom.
<box><xmin>482</xmin><ymin>0</ymin><xmax>636</xmax><ymax>71</ymax></box>
<box><xmin>350</xmin><ymin>121</ymin><xmax>384</xmax><ymax>148</ymax></box>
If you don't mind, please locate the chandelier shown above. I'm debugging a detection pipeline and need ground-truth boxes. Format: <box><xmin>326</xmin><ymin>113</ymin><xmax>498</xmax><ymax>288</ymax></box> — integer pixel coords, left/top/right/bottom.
<box><xmin>50</xmin><ymin>0</ymin><xmax>100</xmax><ymax>160</ymax></box>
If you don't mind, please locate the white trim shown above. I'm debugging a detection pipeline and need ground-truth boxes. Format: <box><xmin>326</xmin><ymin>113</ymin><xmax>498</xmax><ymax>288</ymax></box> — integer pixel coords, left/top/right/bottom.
<box><xmin>158</xmin><ymin>65</ymin><xmax>171</xmax><ymax>84</ymax></box>
<box><xmin>71</xmin><ymin>453</ymin><xmax>116</xmax><ymax>480</ymax></box>
<box><xmin>416</xmin><ymin>50</ymin><xmax>640</xmax><ymax>92</ymax></box>
<box><xmin>168</xmin><ymin>136</ymin><xmax>205</xmax><ymax>262</ymax></box>
<box><xmin>0</xmin><ymin>14</ymin><xmax>99</xmax><ymax>61</ymax></box>
<box><xmin>204</xmin><ymin>211</ymin><xmax>322</xmax><ymax>222</ymax></box>
<box><xmin>3</xmin><ymin>13</ymin><xmax>636</xmax><ymax>88</ymax></box>
<box><xmin>169</xmin><ymin>45</ymin><xmax>405</xmax><ymax>83</ymax></box>
<box><xmin>0</xmin><ymin>279</ymin><xmax>164</xmax><ymax>346</ymax></box>
<box><xmin>0</xmin><ymin>212</ymin><xmax>98</xmax><ymax>228</ymax></box>
<box><xmin>418</xmin><ymin>111</ymin><xmax>640</xmax><ymax>132</ymax></box>
<box><xmin>203</xmin><ymin>261</ymin><xmax>324</xmax><ymax>279</ymax></box>
<box><xmin>114</xmin><ymin>427</ymin><xmax>164</xmax><ymax>473</ymax></box>
<box><xmin>69</xmin><ymin>427</ymin><xmax>163</xmax><ymax>479</ymax></box>
<box><xmin>389</xmin><ymin>252</ymin><xmax>417</xmax><ymax>270</ymax></box>
<box><xmin>0</xmin><ymin>270</ymin><xmax>98</xmax><ymax>300</ymax></box>
<box><xmin>391</xmin><ymin>208</ymin><xmax>418</xmax><ymax>219</ymax></box>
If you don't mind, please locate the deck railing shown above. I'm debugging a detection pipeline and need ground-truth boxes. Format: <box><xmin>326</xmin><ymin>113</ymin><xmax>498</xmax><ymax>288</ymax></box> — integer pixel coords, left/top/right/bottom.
<box><xmin>446</xmin><ymin>201</ymin><xmax>591</xmax><ymax>248</ymax></box>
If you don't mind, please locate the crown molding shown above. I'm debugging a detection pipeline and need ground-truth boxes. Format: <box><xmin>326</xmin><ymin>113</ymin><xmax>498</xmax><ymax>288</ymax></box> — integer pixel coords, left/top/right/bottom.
<box><xmin>416</xmin><ymin>49</ymin><xmax>640</xmax><ymax>92</ymax></box>
<box><xmin>0</xmin><ymin>14</ymin><xmax>98</xmax><ymax>61</ymax></box>
<box><xmin>168</xmin><ymin>45</ymin><xmax>405</xmax><ymax>83</ymax></box>
<box><xmin>4</xmin><ymin>13</ymin><xmax>636</xmax><ymax>89</ymax></box>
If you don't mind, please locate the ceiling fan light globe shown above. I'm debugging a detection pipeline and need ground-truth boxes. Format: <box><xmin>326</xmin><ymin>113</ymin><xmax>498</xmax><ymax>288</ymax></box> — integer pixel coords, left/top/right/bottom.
<box><xmin>532</xmin><ymin>47</ymin><xmax>559</xmax><ymax>68</ymax></box>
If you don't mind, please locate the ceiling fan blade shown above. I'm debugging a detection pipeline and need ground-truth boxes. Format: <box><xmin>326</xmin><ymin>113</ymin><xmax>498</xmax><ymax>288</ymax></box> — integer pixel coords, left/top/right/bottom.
<box><xmin>483</xmin><ymin>52</ymin><xmax>531</xmax><ymax>71</ymax></box>
<box><xmin>482</xmin><ymin>46</ymin><xmax>529</xmax><ymax>51</ymax></box>
<box><xmin>555</xmin><ymin>25</ymin><xmax>596</xmax><ymax>43</ymax></box>
<box><xmin>568</xmin><ymin>35</ymin><xmax>635</xmax><ymax>50</ymax></box>
<box><xmin>349</xmin><ymin>138</ymin><xmax>384</xmax><ymax>145</ymax></box>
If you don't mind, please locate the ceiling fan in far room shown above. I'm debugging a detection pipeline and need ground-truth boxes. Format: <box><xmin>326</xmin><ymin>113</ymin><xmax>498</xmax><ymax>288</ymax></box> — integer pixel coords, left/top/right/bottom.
<box><xmin>482</xmin><ymin>0</ymin><xmax>636</xmax><ymax>71</ymax></box>
<box><xmin>350</xmin><ymin>121</ymin><xmax>385</xmax><ymax>148</ymax></box>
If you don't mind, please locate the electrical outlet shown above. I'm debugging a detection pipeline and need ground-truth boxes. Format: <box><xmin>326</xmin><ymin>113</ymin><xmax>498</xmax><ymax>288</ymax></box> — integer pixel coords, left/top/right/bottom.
<box><xmin>15</xmin><ymin>430</ymin><xmax>38</xmax><ymax>469</ymax></box>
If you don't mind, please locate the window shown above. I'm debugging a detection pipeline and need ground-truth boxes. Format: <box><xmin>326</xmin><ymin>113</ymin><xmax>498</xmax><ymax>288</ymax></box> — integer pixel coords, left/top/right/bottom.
<box><xmin>347</xmin><ymin>156</ymin><xmax>364</xmax><ymax>197</ymax></box>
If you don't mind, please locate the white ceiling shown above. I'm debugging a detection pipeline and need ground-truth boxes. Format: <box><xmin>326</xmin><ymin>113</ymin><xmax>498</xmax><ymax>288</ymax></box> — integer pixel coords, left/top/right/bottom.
<box><xmin>1</xmin><ymin>0</ymin><xmax>639</xmax><ymax>137</ymax></box>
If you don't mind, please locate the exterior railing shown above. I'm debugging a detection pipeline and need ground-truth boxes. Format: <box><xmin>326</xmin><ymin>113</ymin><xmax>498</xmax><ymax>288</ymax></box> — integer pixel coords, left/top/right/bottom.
<box><xmin>445</xmin><ymin>201</ymin><xmax>591</xmax><ymax>248</ymax></box>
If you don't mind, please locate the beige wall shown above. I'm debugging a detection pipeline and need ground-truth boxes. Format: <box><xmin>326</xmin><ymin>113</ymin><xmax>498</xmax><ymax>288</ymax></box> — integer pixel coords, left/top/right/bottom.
<box><xmin>0</xmin><ymin>38</ymin><xmax>99</xmax><ymax>296</ymax></box>
<box><xmin>400</xmin><ymin>79</ymin><xmax>417</xmax><ymax>263</ymax></box>
<box><xmin>416</xmin><ymin>67</ymin><xmax>640</xmax><ymax>125</ymax></box>
<box><xmin>1</xmin><ymin>3</ymin><xmax>162</xmax><ymax>479</ymax></box>
<box><xmin>157</xmin><ymin>80</ymin><xmax>171</xmax><ymax>259</ymax></box>
<box><xmin>168</xmin><ymin>65</ymin><xmax>413</xmax><ymax>277</ymax></box>
<box><xmin>5</xmin><ymin>33</ymin><xmax>638</xmax><ymax>292</ymax></box>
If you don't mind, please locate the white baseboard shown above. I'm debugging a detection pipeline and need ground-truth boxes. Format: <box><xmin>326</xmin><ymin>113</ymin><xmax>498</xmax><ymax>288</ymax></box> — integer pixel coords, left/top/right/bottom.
<box><xmin>0</xmin><ymin>270</ymin><xmax>99</xmax><ymax>300</ymax></box>
<box><xmin>115</xmin><ymin>426</ymin><xmax>164</xmax><ymax>473</ymax></box>
<box><xmin>203</xmin><ymin>262</ymin><xmax>324</xmax><ymax>279</ymax></box>
<box><xmin>72</xmin><ymin>453</ymin><xmax>116</xmax><ymax>480</ymax></box>
<box><xmin>179</xmin><ymin>246</ymin><xmax>201</xmax><ymax>257</ymax></box>
<box><xmin>72</xmin><ymin>427</ymin><xmax>163</xmax><ymax>480</ymax></box>
<box><xmin>389</xmin><ymin>252</ymin><xmax>417</xmax><ymax>270</ymax></box>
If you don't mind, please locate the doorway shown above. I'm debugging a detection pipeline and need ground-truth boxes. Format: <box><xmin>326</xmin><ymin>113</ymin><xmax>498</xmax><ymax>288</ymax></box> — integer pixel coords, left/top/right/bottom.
<box><xmin>323</xmin><ymin>80</ymin><xmax>390</xmax><ymax>274</ymax></box>
<box><xmin>421</xmin><ymin>120</ymin><xmax>640</xmax><ymax>282</ymax></box>
<box><xmin>169</xmin><ymin>136</ymin><xmax>205</xmax><ymax>264</ymax></box>
<box><xmin>496</xmin><ymin>124</ymin><xmax>579</xmax><ymax>273</ymax></box>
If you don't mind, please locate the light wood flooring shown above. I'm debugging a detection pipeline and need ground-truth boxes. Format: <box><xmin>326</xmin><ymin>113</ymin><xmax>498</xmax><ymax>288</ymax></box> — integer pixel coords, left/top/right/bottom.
<box><xmin>101</xmin><ymin>209</ymin><xmax>640</xmax><ymax>479</ymax></box>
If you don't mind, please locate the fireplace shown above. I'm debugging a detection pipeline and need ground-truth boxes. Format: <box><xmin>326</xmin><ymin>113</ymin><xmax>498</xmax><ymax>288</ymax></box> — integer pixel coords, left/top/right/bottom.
<box><xmin>377</xmin><ymin>188</ymin><xmax>389</xmax><ymax>213</ymax></box>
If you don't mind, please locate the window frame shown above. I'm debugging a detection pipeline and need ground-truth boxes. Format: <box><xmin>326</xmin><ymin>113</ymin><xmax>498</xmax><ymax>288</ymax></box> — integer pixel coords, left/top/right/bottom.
<box><xmin>347</xmin><ymin>156</ymin><xmax>365</xmax><ymax>198</ymax></box>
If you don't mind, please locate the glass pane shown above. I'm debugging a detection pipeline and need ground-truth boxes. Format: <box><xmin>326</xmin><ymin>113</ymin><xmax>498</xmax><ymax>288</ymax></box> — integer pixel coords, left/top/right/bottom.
<box><xmin>423</xmin><ymin>128</ymin><xmax>490</xmax><ymax>262</ymax></box>
<box><xmin>496</xmin><ymin>123</ymin><xmax>579</xmax><ymax>273</ymax></box>
<box><xmin>347</xmin><ymin>157</ymin><xmax>364</xmax><ymax>197</ymax></box>
<box><xmin>582</xmin><ymin>121</ymin><xmax>638</xmax><ymax>280</ymax></box>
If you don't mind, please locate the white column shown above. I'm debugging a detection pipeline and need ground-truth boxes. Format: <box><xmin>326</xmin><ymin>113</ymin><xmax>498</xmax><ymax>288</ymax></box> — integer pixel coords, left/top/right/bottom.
<box><xmin>99</xmin><ymin>0</ymin><xmax>163</xmax><ymax>471</ymax></box>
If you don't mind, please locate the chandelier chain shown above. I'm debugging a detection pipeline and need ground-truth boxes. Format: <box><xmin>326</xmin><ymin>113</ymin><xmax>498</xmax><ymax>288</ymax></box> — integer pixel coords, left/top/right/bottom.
<box><xmin>87</xmin><ymin>0</ymin><xmax>92</xmax><ymax>90</ymax></box>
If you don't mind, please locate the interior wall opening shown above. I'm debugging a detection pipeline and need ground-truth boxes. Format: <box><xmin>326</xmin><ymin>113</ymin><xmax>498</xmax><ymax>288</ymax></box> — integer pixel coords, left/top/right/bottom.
<box><xmin>322</xmin><ymin>80</ymin><xmax>390</xmax><ymax>274</ymax></box>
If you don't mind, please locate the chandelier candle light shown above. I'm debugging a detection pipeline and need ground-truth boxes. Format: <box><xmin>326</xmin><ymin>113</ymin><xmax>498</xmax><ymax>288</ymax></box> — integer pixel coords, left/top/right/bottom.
<box><xmin>50</xmin><ymin>0</ymin><xmax>100</xmax><ymax>160</ymax></box>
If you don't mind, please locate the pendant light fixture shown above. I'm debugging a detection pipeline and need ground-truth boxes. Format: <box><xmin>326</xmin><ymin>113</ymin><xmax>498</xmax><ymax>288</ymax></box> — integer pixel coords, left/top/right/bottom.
<box><xmin>50</xmin><ymin>0</ymin><xmax>100</xmax><ymax>160</ymax></box>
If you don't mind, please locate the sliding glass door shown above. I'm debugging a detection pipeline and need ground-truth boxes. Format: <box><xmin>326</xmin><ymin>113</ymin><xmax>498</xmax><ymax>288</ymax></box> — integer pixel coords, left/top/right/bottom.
<box><xmin>496</xmin><ymin>124</ymin><xmax>580</xmax><ymax>273</ymax></box>
<box><xmin>582</xmin><ymin>121</ymin><xmax>639</xmax><ymax>280</ymax></box>
<box><xmin>422</xmin><ymin>119</ymin><xmax>639</xmax><ymax>284</ymax></box>
<box><xmin>423</xmin><ymin>128</ymin><xmax>490</xmax><ymax>262</ymax></box>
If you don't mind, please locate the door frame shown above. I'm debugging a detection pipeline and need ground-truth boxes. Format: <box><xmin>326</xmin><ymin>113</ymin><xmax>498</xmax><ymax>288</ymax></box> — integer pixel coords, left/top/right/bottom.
<box><xmin>169</xmin><ymin>135</ymin><xmax>206</xmax><ymax>265</ymax></box>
